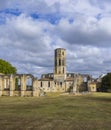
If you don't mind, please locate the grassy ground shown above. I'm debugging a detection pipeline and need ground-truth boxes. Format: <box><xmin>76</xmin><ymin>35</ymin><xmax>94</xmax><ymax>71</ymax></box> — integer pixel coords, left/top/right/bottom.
<box><xmin>0</xmin><ymin>93</ymin><xmax>111</xmax><ymax>130</ymax></box>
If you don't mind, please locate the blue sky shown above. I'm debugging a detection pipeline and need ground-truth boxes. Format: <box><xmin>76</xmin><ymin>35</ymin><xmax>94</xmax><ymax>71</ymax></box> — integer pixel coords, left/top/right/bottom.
<box><xmin>0</xmin><ymin>0</ymin><xmax>111</xmax><ymax>78</ymax></box>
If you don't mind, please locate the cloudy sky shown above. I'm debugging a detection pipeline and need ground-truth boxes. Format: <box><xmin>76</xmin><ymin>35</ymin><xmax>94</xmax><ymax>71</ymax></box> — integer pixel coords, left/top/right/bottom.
<box><xmin>0</xmin><ymin>0</ymin><xmax>111</xmax><ymax>78</ymax></box>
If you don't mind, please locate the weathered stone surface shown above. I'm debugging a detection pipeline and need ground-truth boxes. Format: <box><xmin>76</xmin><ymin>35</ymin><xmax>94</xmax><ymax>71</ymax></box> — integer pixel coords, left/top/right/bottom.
<box><xmin>0</xmin><ymin>48</ymin><xmax>96</xmax><ymax>97</ymax></box>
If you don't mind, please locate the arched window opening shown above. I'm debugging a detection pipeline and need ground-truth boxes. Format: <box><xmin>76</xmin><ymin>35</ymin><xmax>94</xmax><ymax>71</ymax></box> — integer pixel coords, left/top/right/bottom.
<box><xmin>15</xmin><ymin>77</ymin><xmax>21</xmax><ymax>90</ymax></box>
<box><xmin>83</xmin><ymin>77</ymin><xmax>87</xmax><ymax>82</ymax></box>
<box><xmin>4</xmin><ymin>78</ymin><xmax>10</xmax><ymax>90</ymax></box>
<box><xmin>48</xmin><ymin>81</ymin><xmax>50</xmax><ymax>87</ymax></box>
<box><xmin>26</xmin><ymin>78</ymin><xmax>33</xmax><ymax>90</ymax></box>
<box><xmin>60</xmin><ymin>82</ymin><xmax>62</xmax><ymax>87</ymax></box>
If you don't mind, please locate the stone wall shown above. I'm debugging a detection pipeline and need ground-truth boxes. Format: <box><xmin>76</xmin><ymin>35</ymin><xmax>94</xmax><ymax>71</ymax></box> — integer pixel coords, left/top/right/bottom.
<box><xmin>0</xmin><ymin>74</ymin><xmax>40</xmax><ymax>97</ymax></box>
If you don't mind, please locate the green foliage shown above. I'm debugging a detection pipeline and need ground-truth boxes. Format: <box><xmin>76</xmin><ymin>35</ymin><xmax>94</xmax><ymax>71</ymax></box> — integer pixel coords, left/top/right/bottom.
<box><xmin>96</xmin><ymin>82</ymin><xmax>101</xmax><ymax>92</ymax></box>
<box><xmin>15</xmin><ymin>78</ymin><xmax>20</xmax><ymax>90</ymax></box>
<box><xmin>101</xmin><ymin>73</ymin><xmax>111</xmax><ymax>92</ymax></box>
<box><xmin>0</xmin><ymin>59</ymin><xmax>16</xmax><ymax>74</ymax></box>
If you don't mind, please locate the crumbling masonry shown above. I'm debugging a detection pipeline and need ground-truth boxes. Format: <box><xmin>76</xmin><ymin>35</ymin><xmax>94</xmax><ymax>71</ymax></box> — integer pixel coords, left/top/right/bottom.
<box><xmin>0</xmin><ymin>48</ymin><xmax>96</xmax><ymax>96</ymax></box>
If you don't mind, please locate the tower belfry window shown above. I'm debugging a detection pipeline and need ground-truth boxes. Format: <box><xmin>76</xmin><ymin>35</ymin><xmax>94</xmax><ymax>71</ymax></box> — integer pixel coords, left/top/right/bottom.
<box><xmin>59</xmin><ymin>59</ymin><xmax>61</xmax><ymax>66</ymax></box>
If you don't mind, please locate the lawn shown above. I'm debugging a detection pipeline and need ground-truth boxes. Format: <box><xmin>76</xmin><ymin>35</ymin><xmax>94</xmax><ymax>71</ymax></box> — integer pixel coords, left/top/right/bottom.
<box><xmin>0</xmin><ymin>92</ymin><xmax>111</xmax><ymax>130</ymax></box>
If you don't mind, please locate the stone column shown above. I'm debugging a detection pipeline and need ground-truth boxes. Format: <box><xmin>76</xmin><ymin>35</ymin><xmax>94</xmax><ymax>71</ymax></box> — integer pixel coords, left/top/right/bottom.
<box><xmin>73</xmin><ymin>75</ymin><xmax>78</xmax><ymax>93</ymax></box>
<box><xmin>4</xmin><ymin>78</ymin><xmax>7</xmax><ymax>89</ymax></box>
<box><xmin>0</xmin><ymin>76</ymin><xmax>3</xmax><ymax>96</ymax></box>
<box><xmin>9</xmin><ymin>75</ymin><xmax>15</xmax><ymax>96</ymax></box>
<box><xmin>7</xmin><ymin>78</ymin><xmax>10</xmax><ymax>89</ymax></box>
<box><xmin>32</xmin><ymin>78</ymin><xmax>40</xmax><ymax>97</ymax></box>
<box><xmin>21</xmin><ymin>75</ymin><xmax>26</xmax><ymax>96</ymax></box>
<box><xmin>50</xmin><ymin>81</ymin><xmax>53</xmax><ymax>92</ymax></box>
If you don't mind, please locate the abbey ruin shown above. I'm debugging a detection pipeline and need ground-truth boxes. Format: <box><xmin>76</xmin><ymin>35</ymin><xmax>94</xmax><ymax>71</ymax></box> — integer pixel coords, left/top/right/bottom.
<box><xmin>0</xmin><ymin>48</ymin><xmax>96</xmax><ymax>96</ymax></box>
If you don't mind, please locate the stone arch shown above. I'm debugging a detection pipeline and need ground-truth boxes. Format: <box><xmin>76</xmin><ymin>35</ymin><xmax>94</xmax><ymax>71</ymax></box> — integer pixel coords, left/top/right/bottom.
<box><xmin>14</xmin><ymin>75</ymin><xmax>21</xmax><ymax>90</ymax></box>
<box><xmin>3</xmin><ymin>75</ymin><xmax>10</xmax><ymax>90</ymax></box>
<box><xmin>0</xmin><ymin>73</ymin><xmax>39</xmax><ymax>97</ymax></box>
<box><xmin>0</xmin><ymin>75</ymin><xmax>10</xmax><ymax>96</ymax></box>
<box><xmin>25</xmin><ymin>74</ymin><xmax>34</xmax><ymax>91</ymax></box>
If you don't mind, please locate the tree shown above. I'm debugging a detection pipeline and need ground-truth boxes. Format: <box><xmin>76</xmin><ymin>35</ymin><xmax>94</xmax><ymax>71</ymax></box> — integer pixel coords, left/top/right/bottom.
<box><xmin>101</xmin><ymin>73</ymin><xmax>111</xmax><ymax>92</ymax></box>
<box><xmin>0</xmin><ymin>59</ymin><xmax>17</xmax><ymax>74</ymax></box>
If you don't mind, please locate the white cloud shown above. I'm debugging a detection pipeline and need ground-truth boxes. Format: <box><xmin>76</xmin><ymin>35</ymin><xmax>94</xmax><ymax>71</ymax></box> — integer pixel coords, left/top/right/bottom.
<box><xmin>55</xmin><ymin>15</ymin><xmax>111</xmax><ymax>47</ymax></box>
<box><xmin>0</xmin><ymin>0</ymin><xmax>111</xmax><ymax>78</ymax></box>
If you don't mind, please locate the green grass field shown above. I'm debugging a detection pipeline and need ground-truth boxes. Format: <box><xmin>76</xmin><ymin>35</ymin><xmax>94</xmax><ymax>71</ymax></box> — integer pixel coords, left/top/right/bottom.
<box><xmin>0</xmin><ymin>93</ymin><xmax>111</xmax><ymax>130</ymax></box>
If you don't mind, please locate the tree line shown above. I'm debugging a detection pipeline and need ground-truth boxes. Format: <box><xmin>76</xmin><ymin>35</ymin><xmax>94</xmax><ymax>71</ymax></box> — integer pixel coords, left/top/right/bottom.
<box><xmin>100</xmin><ymin>73</ymin><xmax>111</xmax><ymax>92</ymax></box>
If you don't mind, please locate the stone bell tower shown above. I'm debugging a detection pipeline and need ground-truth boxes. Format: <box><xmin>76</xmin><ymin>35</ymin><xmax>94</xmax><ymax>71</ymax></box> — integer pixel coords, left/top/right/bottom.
<box><xmin>54</xmin><ymin>48</ymin><xmax>66</xmax><ymax>81</ymax></box>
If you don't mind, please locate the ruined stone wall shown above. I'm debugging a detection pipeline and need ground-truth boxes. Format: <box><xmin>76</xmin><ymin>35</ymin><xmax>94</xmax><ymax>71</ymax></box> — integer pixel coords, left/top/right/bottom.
<box><xmin>38</xmin><ymin>80</ymin><xmax>74</xmax><ymax>92</ymax></box>
<box><xmin>88</xmin><ymin>82</ymin><xmax>97</xmax><ymax>92</ymax></box>
<box><xmin>0</xmin><ymin>74</ymin><xmax>39</xmax><ymax>97</ymax></box>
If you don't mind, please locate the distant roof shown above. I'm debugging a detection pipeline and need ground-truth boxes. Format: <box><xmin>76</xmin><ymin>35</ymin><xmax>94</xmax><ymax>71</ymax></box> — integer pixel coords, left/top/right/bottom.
<box><xmin>99</xmin><ymin>74</ymin><xmax>106</xmax><ymax>78</ymax></box>
<box><xmin>39</xmin><ymin>78</ymin><xmax>53</xmax><ymax>81</ymax></box>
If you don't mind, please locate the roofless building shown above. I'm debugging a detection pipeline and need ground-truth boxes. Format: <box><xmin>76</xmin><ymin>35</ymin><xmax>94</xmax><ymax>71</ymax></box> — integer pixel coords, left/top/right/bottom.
<box><xmin>39</xmin><ymin>48</ymin><xmax>93</xmax><ymax>93</ymax></box>
<box><xmin>0</xmin><ymin>48</ymin><xmax>96</xmax><ymax>97</ymax></box>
